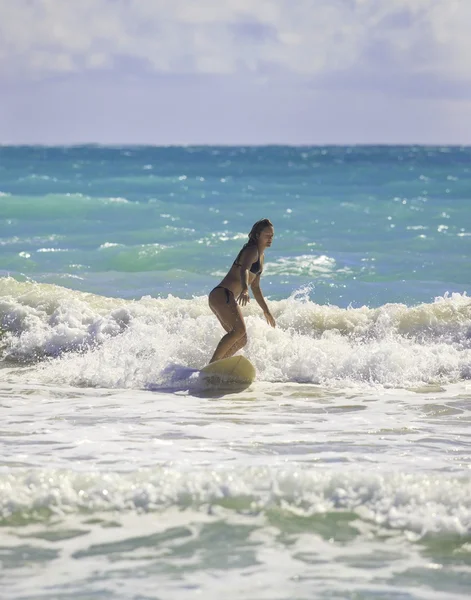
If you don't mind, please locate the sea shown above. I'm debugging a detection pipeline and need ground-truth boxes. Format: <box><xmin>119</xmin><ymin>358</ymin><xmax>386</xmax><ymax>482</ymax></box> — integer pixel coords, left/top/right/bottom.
<box><xmin>1</xmin><ymin>145</ymin><xmax>470</xmax><ymax>599</ymax></box>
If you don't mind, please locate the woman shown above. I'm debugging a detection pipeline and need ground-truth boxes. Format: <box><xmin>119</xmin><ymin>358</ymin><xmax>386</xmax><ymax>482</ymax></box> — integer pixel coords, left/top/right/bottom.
<box><xmin>208</xmin><ymin>218</ymin><xmax>276</xmax><ymax>363</ymax></box>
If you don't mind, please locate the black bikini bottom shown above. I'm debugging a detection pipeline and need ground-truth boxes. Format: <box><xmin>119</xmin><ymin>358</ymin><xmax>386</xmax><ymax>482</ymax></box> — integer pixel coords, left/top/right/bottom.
<box><xmin>212</xmin><ymin>286</ymin><xmax>234</xmax><ymax>304</ymax></box>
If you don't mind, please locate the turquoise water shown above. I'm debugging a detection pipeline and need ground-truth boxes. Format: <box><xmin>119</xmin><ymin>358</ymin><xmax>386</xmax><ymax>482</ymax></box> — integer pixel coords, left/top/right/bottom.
<box><xmin>1</xmin><ymin>146</ymin><xmax>471</xmax><ymax>599</ymax></box>
<box><xmin>1</xmin><ymin>145</ymin><xmax>470</xmax><ymax>304</ymax></box>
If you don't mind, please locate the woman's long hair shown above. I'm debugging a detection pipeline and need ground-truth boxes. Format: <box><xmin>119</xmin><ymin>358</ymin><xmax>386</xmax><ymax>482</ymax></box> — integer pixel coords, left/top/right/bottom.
<box><xmin>247</xmin><ymin>218</ymin><xmax>273</xmax><ymax>245</ymax></box>
<box><xmin>235</xmin><ymin>218</ymin><xmax>273</xmax><ymax>263</ymax></box>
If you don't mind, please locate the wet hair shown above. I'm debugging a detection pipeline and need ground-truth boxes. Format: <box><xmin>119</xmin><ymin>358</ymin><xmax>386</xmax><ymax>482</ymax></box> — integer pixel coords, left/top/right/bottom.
<box><xmin>234</xmin><ymin>219</ymin><xmax>273</xmax><ymax>264</ymax></box>
<box><xmin>247</xmin><ymin>218</ymin><xmax>274</xmax><ymax>246</ymax></box>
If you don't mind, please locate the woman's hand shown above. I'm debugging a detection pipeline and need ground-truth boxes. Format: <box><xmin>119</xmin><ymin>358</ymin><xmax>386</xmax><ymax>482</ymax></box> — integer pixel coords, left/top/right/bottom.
<box><xmin>264</xmin><ymin>310</ymin><xmax>276</xmax><ymax>328</ymax></box>
<box><xmin>237</xmin><ymin>288</ymin><xmax>250</xmax><ymax>306</ymax></box>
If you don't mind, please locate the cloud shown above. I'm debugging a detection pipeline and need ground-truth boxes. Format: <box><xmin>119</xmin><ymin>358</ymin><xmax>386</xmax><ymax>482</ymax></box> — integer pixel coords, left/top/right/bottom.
<box><xmin>0</xmin><ymin>0</ymin><xmax>470</xmax><ymax>93</ymax></box>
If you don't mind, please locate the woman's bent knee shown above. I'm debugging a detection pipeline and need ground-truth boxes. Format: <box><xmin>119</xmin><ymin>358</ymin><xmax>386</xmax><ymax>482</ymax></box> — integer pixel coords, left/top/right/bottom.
<box><xmin>238</xmin><ymin>332</ymin><xmax>248</xmax><ymax>347</ymax></box>
<box><xmin>232</xmin><ymin>324</ymin><xmax>246</xmax><ymax>338</ymax></box>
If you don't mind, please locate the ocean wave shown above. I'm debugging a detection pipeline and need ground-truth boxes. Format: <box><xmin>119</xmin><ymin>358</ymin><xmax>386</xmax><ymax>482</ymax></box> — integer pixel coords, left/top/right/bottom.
<box><xmin>1</xmin><ymin>278</ymin><xmax>471</xmax><ymax>388</ymax></box>
<box><xmin>265</xmin><ymin>255</ymin><xmax>351</xmax><ymax>277</ymax></box>
<box><xmin>0</xmin><ymin>193</ymin><xmax>135</xmax><ymax>220</ymax></box>
<box><xmin>1</xmin><ymin>467</ymin><xmax>470</xmax><ymax>537</ymax></box>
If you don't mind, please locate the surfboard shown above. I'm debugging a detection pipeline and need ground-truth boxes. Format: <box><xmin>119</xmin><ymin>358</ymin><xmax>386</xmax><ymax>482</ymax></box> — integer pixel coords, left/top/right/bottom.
<box><xmin>200</xmin><ymin>355</ymin><xmax>256</xmax><ymax>385</ymax></box>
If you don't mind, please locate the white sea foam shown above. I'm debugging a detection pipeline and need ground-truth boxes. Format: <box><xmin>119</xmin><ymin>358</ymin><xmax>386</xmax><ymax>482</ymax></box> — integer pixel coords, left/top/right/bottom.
<box><xmin>0</xmin><ymin>467</ymin><xmax>469</xmax><ymax>536</ymax></box>
<box><xmin>265</xmin><ymin>254</ymin><xmax>347</xmax><ymax>277</ymax></box>
<box><xmin>36</xmin><ymin>247</ymin><xmax>69</xmax><ymax>253</ymax></box>
<box><xmin>105</xmin><ymin>196</ymin><xmax>130</xmax><ymax>204</ymax></box>
<box><xmin>1</xmin><ymin>278</ymin><xmax>471</xmax><ymax>389</ymax></box>
<box><xmin>19</xmin><ymin>174</ymin><xmax>58</xmax><ymax>181</ymax></box>
<box><xmin>98</xmin><ymin>242</ymin><xmax>124</xmax><ymax>249</ymax></box>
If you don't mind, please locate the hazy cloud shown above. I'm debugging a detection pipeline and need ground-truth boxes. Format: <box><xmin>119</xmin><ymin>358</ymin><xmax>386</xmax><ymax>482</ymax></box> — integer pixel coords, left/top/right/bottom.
<box><xmin>0</xmin><ymin>0</ymin><xmax>470</xmax><ymax>92</ymax></box>
<box><xmin>1</xmin><ymin>0</ymin><xmax>470</xmax><ymax>144</ymax></box>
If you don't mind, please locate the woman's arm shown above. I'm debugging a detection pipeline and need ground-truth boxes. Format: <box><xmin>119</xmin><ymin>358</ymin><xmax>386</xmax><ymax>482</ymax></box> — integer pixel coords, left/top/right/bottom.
<box><xmin>251</xmin><ymin>276</ymin><xmax>276</xmax><ymax>327</ymax></box>
<box><xmin>237</xmin><ymin>246</ymin><xmax>258</xmax><ymax>306</ymax></box>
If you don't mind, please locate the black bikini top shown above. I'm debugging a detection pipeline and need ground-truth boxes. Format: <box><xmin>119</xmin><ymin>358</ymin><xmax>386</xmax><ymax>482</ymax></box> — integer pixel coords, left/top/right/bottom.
<box><xmin>249</xmin><ymin>257</ymin><xmax>262</xmax><ymax>275</ymax></box>
<box><xmin>233</xmin><ymin>247</ymin><xmax>262</xmax><ymax>275</ymax></box>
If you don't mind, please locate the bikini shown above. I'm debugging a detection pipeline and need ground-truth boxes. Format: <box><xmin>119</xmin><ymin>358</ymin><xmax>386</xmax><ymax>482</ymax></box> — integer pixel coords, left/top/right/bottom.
<box><xmin>234</xmin><ymin>257</ymin><xmax>262</xmax><ymax>276</ymax></box>
<box><xmin>213</xmin><ymin>286</ymin><xmax>234</xmax><ymax>304</ymax></box>
<box><xmin>213</xmin><ymin>253</ymin><xmax>262</xmax><ymax>303</ymax></box>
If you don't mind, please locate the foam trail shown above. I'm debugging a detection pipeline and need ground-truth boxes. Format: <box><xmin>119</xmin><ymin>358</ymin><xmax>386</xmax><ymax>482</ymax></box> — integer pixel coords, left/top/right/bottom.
<box><xmin>2</xmin><ymin>278</ymin><xmax>471</xmax><ymax>389</ymax></box>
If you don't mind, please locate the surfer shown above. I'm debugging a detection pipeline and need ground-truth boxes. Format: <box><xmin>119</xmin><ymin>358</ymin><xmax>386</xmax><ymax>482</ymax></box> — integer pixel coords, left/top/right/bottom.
<box><xmin>208</xmin><ymin>218</ymin><xmax>276</xmax><ymax>363</ymax></box>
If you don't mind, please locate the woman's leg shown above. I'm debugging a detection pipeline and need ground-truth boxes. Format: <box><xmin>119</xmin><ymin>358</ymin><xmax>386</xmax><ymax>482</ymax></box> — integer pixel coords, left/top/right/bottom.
<box><xmin>208</xmin><ymin>288</ymin><xmax>247</xmax><ymax>363</ymax></box>
<box><xmin>221</xmin><ymin>332</ymin><xmax>248</xmax><ymax>359</ymax></box>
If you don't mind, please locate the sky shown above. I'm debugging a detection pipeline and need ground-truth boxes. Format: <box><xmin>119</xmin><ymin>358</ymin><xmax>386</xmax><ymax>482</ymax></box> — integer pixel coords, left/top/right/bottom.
<box><xmin>0</xmin><ymin>0</ymin><xmax>470</xmax><ymax>145</ymax></box>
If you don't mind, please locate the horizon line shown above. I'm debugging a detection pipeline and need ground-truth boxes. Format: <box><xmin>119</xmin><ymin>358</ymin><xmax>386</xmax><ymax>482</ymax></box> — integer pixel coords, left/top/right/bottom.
<box><xmin>1</xmin><ymin>142</ymin><xmax>470</xmax><ymax>148</ymax></box>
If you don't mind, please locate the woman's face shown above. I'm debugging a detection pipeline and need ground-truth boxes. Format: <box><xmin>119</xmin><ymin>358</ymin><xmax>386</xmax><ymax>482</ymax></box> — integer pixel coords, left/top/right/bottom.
<box><xmin>258</xmin><ymin>225</ymin><xmax>274</xmax><ymax>248</ymax></box>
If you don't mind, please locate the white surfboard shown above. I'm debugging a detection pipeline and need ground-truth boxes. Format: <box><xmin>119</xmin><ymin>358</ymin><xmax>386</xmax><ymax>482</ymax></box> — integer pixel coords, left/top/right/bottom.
<box><xmin>200</xmin><ymin>355</ymin><xmax>256</xmax><ymax>385</ymax></box>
